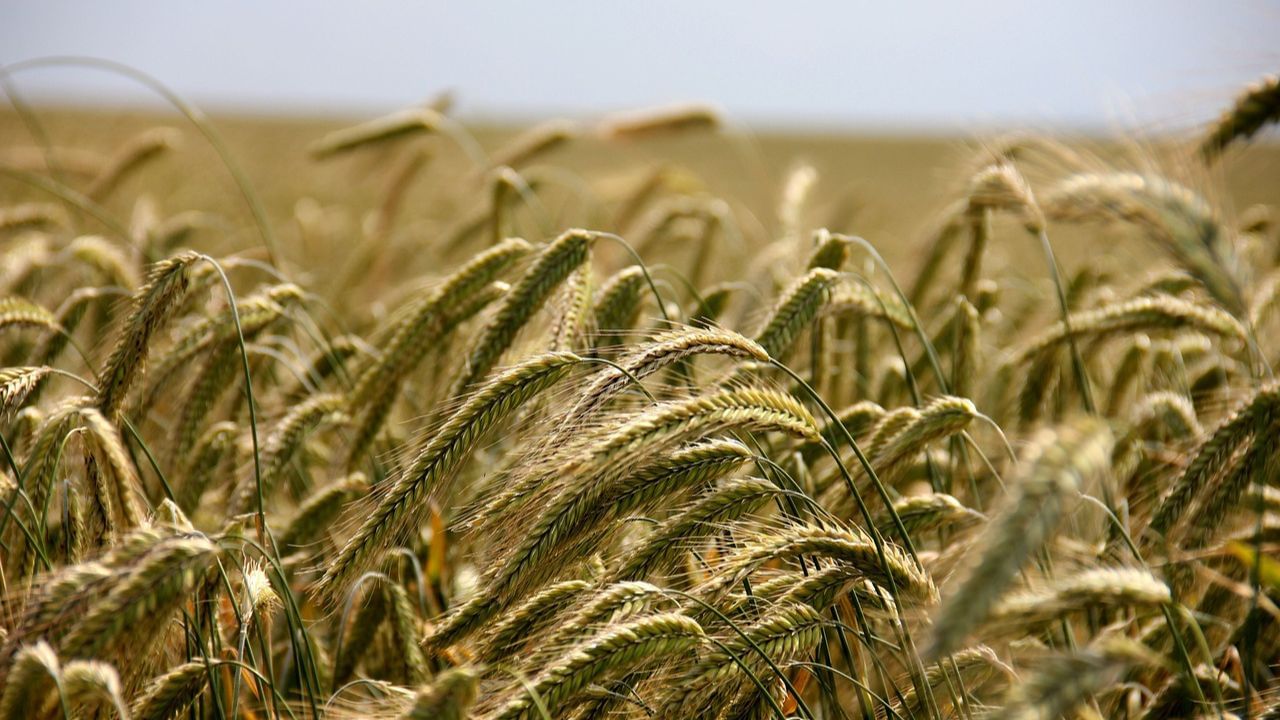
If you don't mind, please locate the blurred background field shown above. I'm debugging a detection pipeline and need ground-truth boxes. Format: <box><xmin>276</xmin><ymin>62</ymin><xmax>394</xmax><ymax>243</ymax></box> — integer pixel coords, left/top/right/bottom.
<box><xmin>5</xmin><ymin>106</ymin><xmax>1279</xmax><ymax>312</ymax></box>
<box><xmin>4</xmin><ymin>1</ymin><xmax>1277</xmax><ymax>313</ymax></box>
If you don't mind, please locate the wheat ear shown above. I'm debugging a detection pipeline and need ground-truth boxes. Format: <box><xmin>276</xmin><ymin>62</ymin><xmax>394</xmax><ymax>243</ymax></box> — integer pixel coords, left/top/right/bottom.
<box><xmin>309</xmin><ymin>108</ymin><xmax>442</xmax><ymax>158</ymax></box>
<box><xmin>319</xmin><ymin>351</ymin><xmax>581</xmax><ymax>604</ymax></box>
<box><xmin>400</xmin><ymin>666</ymin><xmax>479</xmax><ymax>720</ymax></box>
<box><xmin>925</xmin><ymin>420</ymin><xmax>1113</xmax><ymax>661</ymax></box>
<box><xmin>97</xmin><ymin>252</ymin><xmax>199</xmax><ymax>418</ymax></box>
<box><xmin>450</xmin><ymin>229</ymin><xmax>595</xmax><ymax>396</ymax></box>
<box><xmin>987</xmin><ymin>566</ymin><xmax>1170</xmax><ymax>630</ymax></box>
<box><xmin>57</xmin><ymin>535</ymin><xmax>218</xmax><ymax>659</ymax></box>
<box><xmin>1147</xmin><ymin>381</ymin><xmax>1280</xmax><ymax>540</ymax></box>
<box><xmin>473</xmin><ymin>579</ymin><xmax>593</xmax><ymax>663</ymax></box>
<box><xmin>1201</xmin><ymin>73</ymin><xmax>1280</xmax><ymax>161</ymax></box>
<box><xmin>610</xmin><ymin>477</ymin><xmax>781</xmax><ymax>583</ymax></box>
<box><xmin>86</xmin><ymin>127</ymin><xmax>179</xmax><ymax>200</ymax></box>
<box><xmin>130</xmin><ymin>661</ymin><xmax>209</xmax><ymax>720</ymax></box>
<box><xmin>988</xmin><ymin>638</ymin><xmax>1150</xmax><ymax>720</ymax></box>
<box><xmin>228</xmin><ymin>392</ymin><xmax>345</xmax><ymax>515</ymax></box>
<box><xmin>599</xmin><ymin>104</ymin><xmax>722</xmax><ymax>139</ymax></box>
<box><xmin>489</xmin><ymin>613</ymin><xmax>705</xmax><ymax>720</ymax></box>
<box><xmin>0</xmin><ymin>641</ymin><xmax>60</xmax><ymax>720</ymax></box>
<box><xmin>754</xmin><ymin>267</ymin><xmax>841</xmax><ymax>361</ymax></box>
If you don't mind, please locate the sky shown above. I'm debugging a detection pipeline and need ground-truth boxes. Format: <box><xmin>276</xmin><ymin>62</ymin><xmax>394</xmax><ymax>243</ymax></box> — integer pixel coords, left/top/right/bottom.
<box><xmin>2</xmin><ymin>1</ymin><xmax>1278</xmax><ymax>132</ymax></box>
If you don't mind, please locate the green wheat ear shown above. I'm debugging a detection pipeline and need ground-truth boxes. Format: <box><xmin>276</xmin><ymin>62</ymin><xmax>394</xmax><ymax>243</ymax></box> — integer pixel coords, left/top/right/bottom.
<box><xmin>450</xmin><ymin>229</ymin><xmax>595</xmax><ymax>396</ymax></box>
<box><xmin>926</xmin><ymin>419</ymin><xmax>1113</xmax><ymax>662</ymax></box>
<box><xmin>1201</xmin><ymin>72</ymin><xmax>1280</xmax><ymax>161</ymax></box>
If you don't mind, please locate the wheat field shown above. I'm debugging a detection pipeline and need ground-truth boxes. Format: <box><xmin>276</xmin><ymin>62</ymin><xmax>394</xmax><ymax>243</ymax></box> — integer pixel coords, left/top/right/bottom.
<box><xmin>0</xmin><ymin>74</ymin><xmax>1279</xmax><ymax>719</ymax></box>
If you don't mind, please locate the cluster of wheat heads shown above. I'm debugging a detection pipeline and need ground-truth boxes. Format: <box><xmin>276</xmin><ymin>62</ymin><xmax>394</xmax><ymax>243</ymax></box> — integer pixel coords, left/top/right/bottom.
<box><xmin>0</xmin><ymin>73</ymin><xmax>1278</xmax><ymax>720</ymax></box>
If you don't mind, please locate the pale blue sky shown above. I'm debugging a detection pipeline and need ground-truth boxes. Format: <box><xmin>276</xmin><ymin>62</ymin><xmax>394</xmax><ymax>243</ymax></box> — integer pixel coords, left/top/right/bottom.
<box><xmin>2</xmin><ymin>1</ymin><xmax>1277</xmax><ymax>131</ymax></box>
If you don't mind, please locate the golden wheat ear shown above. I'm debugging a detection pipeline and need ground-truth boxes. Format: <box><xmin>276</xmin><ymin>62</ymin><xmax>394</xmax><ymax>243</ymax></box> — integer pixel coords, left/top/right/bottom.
<box><xmin>96</xmin><ymin>251</ymin><xmax>200</xmax><ymax>419</ymax></box>
<box><xmin>308</xmin><ymin>108</ymin><xmax>443</xmax><ymax>159</ymax></box>
<box><xmin>598</xmin><ymin>103</ymin><xmax>723</xmax><ymax>139</ymax></box>
<box><xmin>318</xmin><ymin>351</ymin><xmax>583</xmax><ymax>606</ymax></box>
<box><xmin>488</xmin><ymin>613</ymin><xmax>705</xmax><ymax>720</ymax></box>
